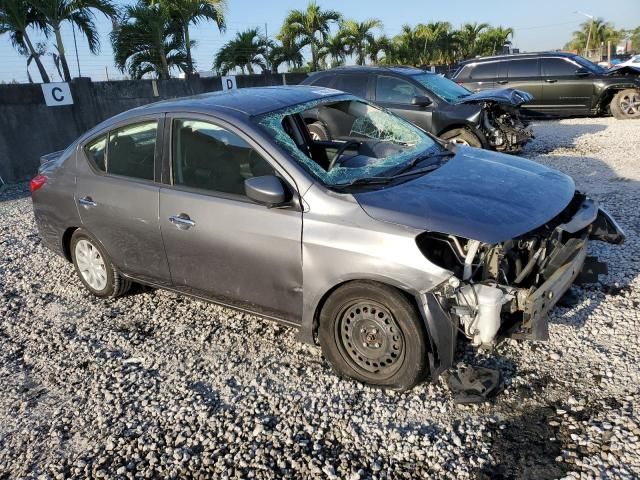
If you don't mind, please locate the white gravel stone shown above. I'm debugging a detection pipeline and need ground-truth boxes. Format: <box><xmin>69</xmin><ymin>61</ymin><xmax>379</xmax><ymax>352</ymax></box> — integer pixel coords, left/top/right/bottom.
<box><xmin>0</xmin><ymin>117</ymin><xmax>639</xmax><ymax>478</ymax></box>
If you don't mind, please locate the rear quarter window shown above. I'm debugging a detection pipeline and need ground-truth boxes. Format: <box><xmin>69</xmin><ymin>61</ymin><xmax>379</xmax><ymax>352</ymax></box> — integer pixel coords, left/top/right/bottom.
<box><xmin>309</xmin><ymin>75</ymin><xmax>333</xmax><ymax>87</ymax></box>
<box><xmin>84</xmin><ymin>136</ymin><xmax>107</xmax><ymax>172</ymax></box>
<box><xmin>469</xmin><ymin>62</ymin><xmax>498</xmax><ymax>80</ymax></box>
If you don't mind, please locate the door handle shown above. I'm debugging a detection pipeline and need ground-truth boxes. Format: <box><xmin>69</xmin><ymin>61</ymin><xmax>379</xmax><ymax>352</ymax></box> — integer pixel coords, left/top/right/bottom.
<box><xmin>496</xmin><ymin>80</ymin><xmax>508</xmax><ymax>85</ymax></box>
<box><xmin>545</xmin><ymin>79</ymin><xmax>557</xmax><ymax>83</ymax></box>
<box><xmin>78</xmin><ymin>196</ymin><xmax>97</xmax><ymax>208</ymax></box>
<box><xmin>169</xmin><ymin>214</ymin><xmax>196</xmax><ymax>230</ymax></box>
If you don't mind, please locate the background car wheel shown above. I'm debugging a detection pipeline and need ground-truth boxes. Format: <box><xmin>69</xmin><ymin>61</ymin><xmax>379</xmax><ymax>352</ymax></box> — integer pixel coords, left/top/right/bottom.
<box><xmin>307</xmin><ymin>122</ymin><xmax>331</xmax><ymax>141</ymax></box>
<box><xmin>610</xmin><ymin>89</ymin><xmax>640</xmax><ymax>120</ymax></box>
<box><xmin>70</xmin><ymin>229</ymin><xmax>131</xmax><ymax>298</ymax></box>
<box><xmin>318</xmin><ymin>281</ymin><xmax>429</xmax><ymax>391</ymax></box>
<box><xmin>439</xmin><ymin>128</ymin><xmax>482</xmax><ymax>147</ymax></box>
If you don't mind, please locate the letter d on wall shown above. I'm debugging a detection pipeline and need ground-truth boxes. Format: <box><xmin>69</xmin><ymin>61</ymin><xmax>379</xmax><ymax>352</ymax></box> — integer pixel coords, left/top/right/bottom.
<box><xmin>41</xmin><ymin>83</ymin><xmax>74</xmax><ymax>106</ymax></box>
<box><xmin>221</xmin><ymin>75</ymin><xmax>237</xmax><ymax>91</ymax></box>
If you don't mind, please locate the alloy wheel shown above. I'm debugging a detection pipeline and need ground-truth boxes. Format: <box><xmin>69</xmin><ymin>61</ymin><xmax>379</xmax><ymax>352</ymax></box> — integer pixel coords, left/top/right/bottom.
<box><xmin>620</xmin><ymin>92</ymin><xmax>640</xmax><ymax>116</ymax></box>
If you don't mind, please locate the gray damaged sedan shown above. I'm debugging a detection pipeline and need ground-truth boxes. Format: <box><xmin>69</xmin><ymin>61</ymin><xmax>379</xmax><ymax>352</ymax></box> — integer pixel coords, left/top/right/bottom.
<box><xmin>31</xmin><ymin>86</ymin><xmax>625</xmax><ymax>390</ymax></box>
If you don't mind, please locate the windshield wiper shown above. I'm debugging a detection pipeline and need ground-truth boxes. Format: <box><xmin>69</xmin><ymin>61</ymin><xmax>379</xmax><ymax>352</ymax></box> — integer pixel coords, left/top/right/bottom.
<box><xmin>394</xmin><ymin>150</ymin><xmax>454</xmax><ymax>175</ymax></box>
<box><xmin>331</xmin><ymin>176</ymin><xmax>394</xmax><ymax>190</ymax></box>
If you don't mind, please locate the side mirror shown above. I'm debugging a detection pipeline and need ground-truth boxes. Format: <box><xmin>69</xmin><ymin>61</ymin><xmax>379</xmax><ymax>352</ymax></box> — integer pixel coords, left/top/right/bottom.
<box><xmin>245</xmin><ymin>175</ymin><xmax>289</xmax><ymax>206</ymax></box>
<box><xmin>411</xmin><ymin>95</ymin><xmax>432</xmax><ymax>107</ymax></box>
<box><xmin>575</xmin><ymin>67</ymin><xmax>590</xmax><ymax>76</ymax></box>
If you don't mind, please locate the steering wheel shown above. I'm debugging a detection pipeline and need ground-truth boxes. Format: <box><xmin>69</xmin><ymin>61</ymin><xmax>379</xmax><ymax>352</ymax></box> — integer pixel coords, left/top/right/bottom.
<box><xmin>327</xmin><ymin>140</ymin><xmax>360</xmax><ymax>171</ymax></box>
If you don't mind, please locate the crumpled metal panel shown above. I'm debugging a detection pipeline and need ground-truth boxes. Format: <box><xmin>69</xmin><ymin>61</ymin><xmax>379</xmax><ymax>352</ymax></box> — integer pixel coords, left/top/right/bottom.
<box><xmin>454</xmin><ymin>88</ymin><xmax>534</xmax><ymax>106</ymax></box>
<box><xmin>355</xmin><ymin>146</ymin><xmax>576</xmax><ymax>244</ymax></box>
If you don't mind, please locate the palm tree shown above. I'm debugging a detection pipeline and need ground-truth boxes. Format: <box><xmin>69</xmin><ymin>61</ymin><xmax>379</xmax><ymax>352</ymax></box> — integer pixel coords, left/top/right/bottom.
<box><xmin>213</xmin><ymin>27</ymin><xmax>267</xmax><ymax>74</ymax></box>
<box><xmin>149</xmin><ymin>0</ymin><xmax>226</xmax><ymax>75</ymax></box>
<box><xmin>567</xmin><ymin>18</ymin><xmax>622</xmax><ymax>55</ymax></box>
<box><xmin>340</xmin><ymin>18</ymin><xmax>382</xmax><ymax>65</ymax></box>
<box><xmin>415</xmin><ymin>21</ymin><xmax>454</xmax><ymax>64</ymax></box>
<box><xmin>268</xmin><ymin>39</ymin><xmax>304</xmax><ymax>73</ymax></box>
<box><xmin>279</xmin><ymin>1</ymin><xmax>341</xmax><ymax>71</ymax></box>
<box><xmin>477</xmin><ymin>26</ymin><xmax>513</xmax><ymax>56</ymax></box>
<box><xmin>456</xmin><ymin>22</ymin><xmax>489</xmax><ymax>59</ymax></box>
<box><xmin>388</xmin><ymin>24</ymin><xmax>424</xmax><ymax>65</ymax></box>
<box><xmin>318</xmin><ymin>33</ymin><xmax>347</xmax><ymax>68</ymax></box>
<box><xmin>0</xmin><ymin>0</ymin><xmax>51</xmax><ymax>82</ymax></box>
<box><xmin>111</xmin><ymin>3</ymin><xmax>187</xmax><ymax>79</ymax></box>
<box><xmin>366</xmin><ymin>34</ymin><xmax>390</xmax><ymax>64</ymax></box>
<box><xmin>30</xmin><ymin>0</ymin><xmax>116</xmax><ymax>81</ymax></box>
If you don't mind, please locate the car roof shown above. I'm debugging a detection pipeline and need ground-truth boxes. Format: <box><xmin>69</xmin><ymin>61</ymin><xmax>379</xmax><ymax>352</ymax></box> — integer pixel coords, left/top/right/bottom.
<box><xmin>458</xmin><ymin>51</ymin><xmax>577</xmax><ymax>66</ymax></box>
<box><xmin>123</xmin><ymin>85</ymin><xmax>344</xmax><ymax>118</ymax></box>
<box><xmin>309</xmin><ymin>65</ymin><xmax>429</xmax><ymax>76</ymax></box>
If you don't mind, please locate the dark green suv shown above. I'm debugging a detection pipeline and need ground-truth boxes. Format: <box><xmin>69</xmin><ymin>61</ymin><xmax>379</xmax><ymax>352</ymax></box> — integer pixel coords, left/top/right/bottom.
<box><xmin>451</xmin><ymin>52</ymin><xmax>640</xmax><ymax>119</ymax></box>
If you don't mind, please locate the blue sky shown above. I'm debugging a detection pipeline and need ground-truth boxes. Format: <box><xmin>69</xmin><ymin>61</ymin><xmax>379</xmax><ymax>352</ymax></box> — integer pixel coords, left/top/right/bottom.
<box><xmin>1</xmin><ymin>0</ymin><xmax>639</xmax><ymax>83</ymax></box>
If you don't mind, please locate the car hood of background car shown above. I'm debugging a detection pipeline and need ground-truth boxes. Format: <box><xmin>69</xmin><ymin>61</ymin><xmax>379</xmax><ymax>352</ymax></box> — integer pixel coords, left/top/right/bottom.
<box><xmin>605</xmin><ymin>65</ymin><xmax>640</xmax><ymax>76</ymax></box>
<box><xmin>354</xmin><ymin>147</ymin><xmax>575</xmax><ymax>244</ymax></box>
<box><xmin>454</xmin><ymin>88</ymin><xmax>534</xmax><ymax>106</ymax></box>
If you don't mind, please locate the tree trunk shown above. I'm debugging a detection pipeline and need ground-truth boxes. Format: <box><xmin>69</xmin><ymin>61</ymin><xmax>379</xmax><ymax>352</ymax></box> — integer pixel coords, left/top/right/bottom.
<box><xmin>184</xmin><ymin>23</ymin><xmax>193</xmax><ymax>75</ymax></box>
<box><xmin>23</xmin><ymin>31</ymin><xmax>50</xmax><ymax>83</ymax></box>
<box><xmin>310</xmin><ymin>41</ymin><xmax>318</xmax><ymax>71</ymax></box>
<box><xmin>54</xmin><ymin>26</ymin><xmax>72</xmax><ymax>81</ymax></box>
<box><xmin>246</xmin><ymin>62</ymin><xmax>254</xmax><ymax>74</ymax></box>
<box><xmin>157</xmin><ymin>32</ymin><xmax>170</xmax><ymax>79</ymax></box>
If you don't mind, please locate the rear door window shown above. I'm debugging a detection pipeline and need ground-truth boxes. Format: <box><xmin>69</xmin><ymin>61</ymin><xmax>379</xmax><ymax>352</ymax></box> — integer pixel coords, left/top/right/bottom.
<box><xmin>507</xmin><ymin>59</ymin><xmax>540</xmax><ymax>78</ymax></box>
<box><xmin>542</xmin><ymin>58</ymin><xmax>578</xmax><ymax>77</ymax></box>
<box><xmin>332</xmin><ymin>74</ymin><xmax>368</xmax><ymax>98</ymax></box>
<box><xmin>107</xmin><ymin>121</ymin><xmax>157</xmax><ymax>181</ymax></box>
<box><xmin>375</xmin><ymin>75</ymin><xmax>421</xmax><ymax>104</ymax></box>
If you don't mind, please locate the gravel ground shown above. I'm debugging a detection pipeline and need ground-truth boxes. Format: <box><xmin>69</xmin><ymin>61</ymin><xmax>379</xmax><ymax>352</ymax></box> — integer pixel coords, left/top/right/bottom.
<box><xmin>0</xmin><ymin>117</ymin><xmax>639</xmax><ymax>479</ymax></box>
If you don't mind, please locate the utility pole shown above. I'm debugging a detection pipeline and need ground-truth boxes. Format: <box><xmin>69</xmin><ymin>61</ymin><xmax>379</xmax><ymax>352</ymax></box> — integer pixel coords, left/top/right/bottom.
<box><xmin>575</xmin><ymin>11</ymin><xmax>595</xmax><ymax>58</ymax></box>
<box><xmin>264</xmin><ymin>23</ymin><xmax>270</xmax><ymax>74</ymax></box>
<box><xmin>72</xmin><ymin>23</ymin><xmax>81</xmax><ymax>78</ymax></box>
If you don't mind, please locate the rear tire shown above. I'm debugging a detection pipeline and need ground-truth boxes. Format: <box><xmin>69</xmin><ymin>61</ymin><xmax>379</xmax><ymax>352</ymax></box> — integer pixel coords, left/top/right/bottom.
<box><xmin>70</xmin><ymin>229</ymin><xmax>131</xmax><ymax>298</ymax></box>
<box><xmin>440</xmin><ymin>128</ymin><xmax>482</xmax><ymax>147</ymax></box>
<box><xmin>610</xmin><ymin>89</ymin><xmax>640</xmax><ymax>119</ymax></box>
<box><xmin>318</xmin><ymin>281</ymin><xmax>429</xmax><ymax>391</ymax></box>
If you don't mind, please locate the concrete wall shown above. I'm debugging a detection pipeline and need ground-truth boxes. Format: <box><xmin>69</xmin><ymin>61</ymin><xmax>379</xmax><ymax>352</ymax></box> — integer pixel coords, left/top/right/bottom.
<box><xmin>0</xmin><ymin>73</ymin><xmax>308</xmax><ymax>184</ymax></box>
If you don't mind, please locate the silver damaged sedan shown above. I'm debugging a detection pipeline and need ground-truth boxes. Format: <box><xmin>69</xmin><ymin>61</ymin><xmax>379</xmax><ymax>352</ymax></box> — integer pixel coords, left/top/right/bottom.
<box><xmin>31</xmin><ymin>86</ymin><xmax>625</xmax><ymax>390</ymax></box>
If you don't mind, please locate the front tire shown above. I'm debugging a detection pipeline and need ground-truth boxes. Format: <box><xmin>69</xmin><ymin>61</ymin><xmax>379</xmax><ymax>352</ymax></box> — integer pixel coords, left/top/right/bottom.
<box><xmin>439</xmin><ymin>128</ymin><xmax>483</xmax><ymax>147</ymax></box>
<box><xmin>70</xmin><ymin>229</ymin><xmax>131</xmax><ymax>298</ymax></box>
<box><xmin>610</xmin><ymin>89</ymin><xmax>640</xmax><ymax>119</ymax></box>
<box><xmin>318</xmin><ymin>281</ymin><xmax>429</xmax><ymax>391</ymax></box>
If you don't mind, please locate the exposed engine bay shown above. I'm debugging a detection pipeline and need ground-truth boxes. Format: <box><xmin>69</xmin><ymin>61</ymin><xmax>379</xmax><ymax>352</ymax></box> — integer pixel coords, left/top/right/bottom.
<box><xmin>417</xmin><ymin>193</ymin><xmax>625</xmax><ymax>348</ymax></box>
<box><xmin>480</xmin><ymin>101</ymin><xmax>533</xmax><ymax>153</ymax></box>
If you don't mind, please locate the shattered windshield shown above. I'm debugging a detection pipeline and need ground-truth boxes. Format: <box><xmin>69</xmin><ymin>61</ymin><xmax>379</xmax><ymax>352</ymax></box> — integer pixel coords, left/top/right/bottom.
<box><xmin>255</xmin><ymin>94</ymin><xmax>439</xmax><ymax>186</ymax></box>
<box><xmin>412</xmin><ymin>73</ymin><xmax>471</xmax><ymax>102</ymax></box>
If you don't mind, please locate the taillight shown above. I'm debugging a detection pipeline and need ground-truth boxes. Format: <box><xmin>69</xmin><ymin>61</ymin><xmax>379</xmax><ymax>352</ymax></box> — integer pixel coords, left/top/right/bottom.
<box><xmin>30</xmin><ymin>175</ymin><xmax>47</xmax><ymax>193</ymax></box>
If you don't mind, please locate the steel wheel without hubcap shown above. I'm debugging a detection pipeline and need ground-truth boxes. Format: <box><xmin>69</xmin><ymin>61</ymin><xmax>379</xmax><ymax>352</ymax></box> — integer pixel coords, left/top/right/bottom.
<box><xmin>74</xmin><ymin>239</ymin><xmax>107</xmax><ymax>291</ymax></box>
<box><xmin>335</xmin><ymin>301</ymin><xmax>405</xmax><ymax>378</ymax></box>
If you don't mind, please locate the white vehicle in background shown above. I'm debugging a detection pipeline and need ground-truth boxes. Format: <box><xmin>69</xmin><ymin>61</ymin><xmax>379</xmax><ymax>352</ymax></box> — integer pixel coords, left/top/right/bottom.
<box><xmin>615</xmin><ymin>54</ymin><xmax>640</xmax><ymax>69</ymax></box>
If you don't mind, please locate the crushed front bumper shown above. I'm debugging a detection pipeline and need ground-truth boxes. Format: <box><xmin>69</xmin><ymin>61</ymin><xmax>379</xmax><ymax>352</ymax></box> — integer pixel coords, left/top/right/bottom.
<box><xmin>513</xmin><ymin>198</ymin><xmax>624</xmax><ymax>340</ymax></box>
<box><xmin>516</xmin><ymin>236</ymin><xmax>588</xmax><ymax>340</ymax></box>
